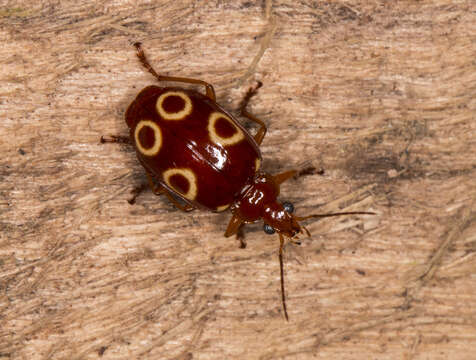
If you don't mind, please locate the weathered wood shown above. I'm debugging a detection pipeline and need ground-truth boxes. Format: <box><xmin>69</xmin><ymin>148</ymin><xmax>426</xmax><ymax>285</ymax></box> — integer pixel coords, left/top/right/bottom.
<box><xmin>1</xmin><ymin>1</ymin><xmax>475</xmax><ymax>359</ymax></box>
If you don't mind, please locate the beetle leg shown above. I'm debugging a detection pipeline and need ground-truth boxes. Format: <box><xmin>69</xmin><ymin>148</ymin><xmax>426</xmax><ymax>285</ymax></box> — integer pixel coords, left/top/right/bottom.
<box><xmin>144</xmin><ymin>171</ymin><xmax>164</xmax><ymax>195</ymax></box>
<box><xmin>273</xmin><ymin>167</ymin><xmax>322</xmax><ymax>186</ymax></box>
<box><xmin>134</xmin><ymin>42</ymin><xmax>216</xmax><ymax>101</ymax></box>
<box><xmin>100</xmin><ymin>135</ymin><xmax>131</xmax><ymax>144</ymax></box>
<box><xmin>145</xmin><ymin>171</ymin><xmax>195</xmax><ymax>212</ymax></box>
<box><xmin>273</xmin><ymin>170</ymin><xmax>297</xmax><ymax>186</ymax></box>
<box><xmin>160</xmin><ymin>191</ymin><xmax>196</xmax><ymax>212</ymax></box>
<box><xmin>235</xmin><ymin>224</ymin><xmax>247</xmax><ymax>249</ymax></box>
<box><xmin>224</xmin><ymin>214</ymin><xmax>244</xmax><ymax>238</ymax></box>
<box><xmin>127</xmin><ymin>183</ymin><xmax>148</xmax><ymax>205</ymax></box>
<box><xmin>240</xmin><ymin>81</ymin><xmax>267</xmax><ymax>145</ymax></box>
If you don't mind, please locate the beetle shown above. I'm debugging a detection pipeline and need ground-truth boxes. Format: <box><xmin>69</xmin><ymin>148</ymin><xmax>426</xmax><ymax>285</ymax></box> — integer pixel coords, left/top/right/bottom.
<box><xmin>102</xmin><ymin>42</ymin><xmax>373</xmax><ymax>320</ymax></box>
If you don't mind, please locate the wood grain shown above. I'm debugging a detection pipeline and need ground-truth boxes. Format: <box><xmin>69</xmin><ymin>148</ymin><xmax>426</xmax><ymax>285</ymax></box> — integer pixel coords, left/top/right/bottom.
<box><xmin>1</xmin><ymin>1</ymin><xmax>475</xmax><ymax>359</ymax></box>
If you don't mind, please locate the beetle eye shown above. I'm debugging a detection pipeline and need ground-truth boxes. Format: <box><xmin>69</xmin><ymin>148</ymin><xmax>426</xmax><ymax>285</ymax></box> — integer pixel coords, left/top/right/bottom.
<box><xmin>263</xmin><ymin>223</ymin><xmax>276</xmax><ymax>235</ymax></box>
<box><xmin>283</xmin><ymin>201</ymin><xmax>294</xmax><ymax>213</ymax></box>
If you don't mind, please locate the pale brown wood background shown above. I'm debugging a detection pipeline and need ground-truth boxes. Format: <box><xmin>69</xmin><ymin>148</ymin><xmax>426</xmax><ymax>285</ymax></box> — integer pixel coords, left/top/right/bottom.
<box><xmin>1</xmin><ymin>1</ymin><xmax>475</xmax><ymax>359</ymax></box>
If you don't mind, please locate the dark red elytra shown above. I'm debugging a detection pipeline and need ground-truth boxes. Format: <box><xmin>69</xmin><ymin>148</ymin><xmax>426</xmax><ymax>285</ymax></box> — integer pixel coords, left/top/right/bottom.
<box><xmin>101</xmin><ymin>42</ymin><xmax>374</xmax><ymax>320</ymax></box>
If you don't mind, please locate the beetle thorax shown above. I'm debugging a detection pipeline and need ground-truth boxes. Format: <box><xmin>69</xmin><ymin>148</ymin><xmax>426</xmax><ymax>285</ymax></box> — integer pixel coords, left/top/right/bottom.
<box><xmin>232</xmin><ymin>173</ymin><xmax>302</xmax><ymax>237</ymax></box>
<box><xmin>233</xmin><ymin>173</ymin><xmax>279</xmax><ymax>222</ymax></box>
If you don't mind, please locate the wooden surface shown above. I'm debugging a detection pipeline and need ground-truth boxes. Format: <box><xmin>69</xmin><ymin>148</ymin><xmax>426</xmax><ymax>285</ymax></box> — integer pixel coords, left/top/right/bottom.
<box><xmin>1</xmin><ymin>1</ymin><xmax>475</xmax><ymax>359</ymax></box>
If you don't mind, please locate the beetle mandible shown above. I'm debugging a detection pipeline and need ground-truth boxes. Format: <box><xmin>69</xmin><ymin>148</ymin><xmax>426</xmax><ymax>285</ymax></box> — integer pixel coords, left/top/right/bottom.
<box><xmin>102</xmin><ymin>42</ymin><xmax>373</xmax><ymax>320</ymax></box>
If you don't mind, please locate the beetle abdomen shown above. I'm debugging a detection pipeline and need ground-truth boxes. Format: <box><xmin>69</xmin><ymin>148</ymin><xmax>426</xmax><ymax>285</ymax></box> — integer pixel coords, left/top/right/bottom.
<box><xmin>126</xmin><ymin>86</ymin><xmax>262</xmax><ymax>211</ymax></box>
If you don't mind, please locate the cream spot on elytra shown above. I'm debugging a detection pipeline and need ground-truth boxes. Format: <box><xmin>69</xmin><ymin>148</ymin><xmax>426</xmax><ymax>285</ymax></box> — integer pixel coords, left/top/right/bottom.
<box><xmin>156</xmin><ymin>91</ymin><xmax>192</xmax><ymax>120</ymax></box>
<box><xmin>208</xmin><ymin>112</ymin><xmax>244</xmax><ymax>146</ymax></box>
<box><xmin>134</xmin><ymin>120</ymin><xmax>162</xmax><ymax>156</ymax></box>
<box><xmin>163</xmin><ymin>168</ymin><xmax>198</xmax><ymax>201</ymax></box>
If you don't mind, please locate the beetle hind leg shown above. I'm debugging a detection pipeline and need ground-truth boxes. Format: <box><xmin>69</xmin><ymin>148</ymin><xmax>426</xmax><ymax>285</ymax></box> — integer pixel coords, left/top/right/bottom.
<box><xmin>134</xmin><ymin>42</ymin><xmax>216</xmax><ymax>101</ymax></box>
<box><xmin>240</xmin><ymin>81</ymin><xmax>267</xmax><ymax>145</ymax></box>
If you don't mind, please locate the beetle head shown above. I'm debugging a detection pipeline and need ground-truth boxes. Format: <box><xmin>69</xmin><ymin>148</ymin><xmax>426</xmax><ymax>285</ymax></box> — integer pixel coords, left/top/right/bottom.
<box><xmin>262</xmin><ymin>201</ymin><xmax>307</xmax><ymax>239</ymax></box>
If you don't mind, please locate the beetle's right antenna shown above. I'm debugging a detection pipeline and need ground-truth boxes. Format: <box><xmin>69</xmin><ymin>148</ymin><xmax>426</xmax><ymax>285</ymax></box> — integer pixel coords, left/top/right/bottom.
<box><xmin>278</xmin><ymin>233</ymin><xmax>289</xmax><ymax>321</ymax></box>
<box><xmin>296</xmin><ymin>211</ymin><xmax>375</xmax><ymax>221</ymax></box>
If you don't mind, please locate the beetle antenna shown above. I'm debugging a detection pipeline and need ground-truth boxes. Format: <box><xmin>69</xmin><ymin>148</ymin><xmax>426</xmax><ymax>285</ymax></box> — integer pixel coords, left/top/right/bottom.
<box><xmin>278</xmin><ymin>233</ymin><xmax>289</xmax><ymax>321</ymax></box>
<box><xmin>296</xmin><ymin>211</ymin><xmax>374</xmax><ymax>221</ymax></box>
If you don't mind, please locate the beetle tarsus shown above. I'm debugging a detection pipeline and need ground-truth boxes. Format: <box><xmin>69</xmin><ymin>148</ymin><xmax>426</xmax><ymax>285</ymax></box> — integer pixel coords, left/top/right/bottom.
<box><xmin>100</xmin><ymin>135</ymin><xmax>131</xmax><ymax>144</ymax></box>
<box><xmin>127</xmin><ymin>184</ymin><xmax>148</xmax><ymax>205</ymax></box>
<box><xmin>236</xmin><ymin>225</ymin><xmax>247</xmax><ymax>249</ymax></box>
